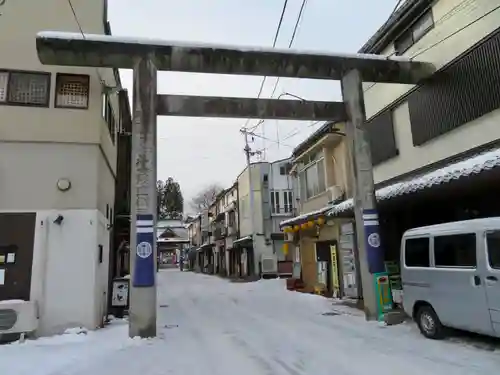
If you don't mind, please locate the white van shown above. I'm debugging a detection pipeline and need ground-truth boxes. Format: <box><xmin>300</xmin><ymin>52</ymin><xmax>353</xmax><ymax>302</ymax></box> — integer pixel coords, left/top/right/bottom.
<box><xmin>401</xmin><ymin>217</ymin><xmax>500</xmax><ymax>339</ymax></box>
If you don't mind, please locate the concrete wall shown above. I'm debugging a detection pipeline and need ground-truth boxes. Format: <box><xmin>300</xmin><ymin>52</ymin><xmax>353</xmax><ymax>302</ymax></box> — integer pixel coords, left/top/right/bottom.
<box><xmin>365</xmin><ymin>0</ymin><xmax>500</xmax><ymax>183</ymax></box>
<box><xmin>269</xmin><ymin>158</ymin><xmax>293</xmax><ymax>190</ymax></box>
<box><xmin>0</xmin><ymin>143</ymin><xmax>98</xmax><ymax>210</ymax></box>
<box><xmin>13</xmin><ymin>209</ymin><xmax>109</xmax><ymax>336</ymax></box>
<box><xmin>0</xmin><ymin>0</ymin><xmax>118</xmax><ymax>217</ymax></box>
<box><xmin>237</xmin><ymin>164</ymin><xmax>264</xmax><ymax>237</ymax></box>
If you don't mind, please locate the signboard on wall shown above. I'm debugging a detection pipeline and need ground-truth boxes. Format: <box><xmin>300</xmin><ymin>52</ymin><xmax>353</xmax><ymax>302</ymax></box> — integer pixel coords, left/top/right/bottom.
<box><xmin>339</xmin><ymin>222</ymin><xmax>359</xmax><ymax>298</ymax></box>
<box><xmin>111</xmin><ymin>279</ymin><xmax>129</xmax><ymax>307</ymax></box>
<box><xmin>292</xmin><ymin>245</ymin><xmax>301</xmax><ymax>278</ymax></box>
<box><xmin>330</xmin><ymin>245</ymin><xmax>340</xmax><ymax>294</ymax></box>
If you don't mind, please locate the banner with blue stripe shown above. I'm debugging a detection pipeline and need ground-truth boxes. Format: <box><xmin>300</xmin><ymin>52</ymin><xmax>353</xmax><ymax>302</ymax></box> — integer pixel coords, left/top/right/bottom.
<box><xmin>362</xmin><ymin>208</ymin><xmax>385</xmax><ymax>274</ymax></box>
<box><xmin>133</xmin><ymin>213</ymin><xmax>155</xmax><ymax>287</ymax></box>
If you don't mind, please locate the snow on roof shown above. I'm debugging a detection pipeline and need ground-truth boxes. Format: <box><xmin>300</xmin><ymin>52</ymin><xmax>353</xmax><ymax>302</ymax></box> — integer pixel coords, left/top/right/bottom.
<box><xmin>329</xmin><ymin>147</ymin><xmax>500</xmax><ymax>216</ymax></box>
<box><xmin>279</xmin><ymin>206</ymin><xmax>331</xmax><ymax>227</ymax></box>
<box><xmin>157</xmin><ymin>237</ymin><xmax>190</xmax><ymax>243</ymax></box>
<box><xmin>281</xmin><ymin>147</ymin><xmax>500</xmax><ymax>227</ymax></box>
<box><xmin>36</xmin><ymin>31</ymin><xmax>412</xmax><ymax>62</ymax></box>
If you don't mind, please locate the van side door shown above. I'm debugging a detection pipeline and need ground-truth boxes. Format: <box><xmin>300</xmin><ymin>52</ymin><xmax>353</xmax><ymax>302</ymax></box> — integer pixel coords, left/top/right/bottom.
<box><xmin>431</xmin><ymin>233</ymin><xmax>492</xmax><ymax>335</ymax></box>
<box><xmin>484</xmin><ymin>230</ymin><xmax>500</xmax><ymax>337</ymax></box>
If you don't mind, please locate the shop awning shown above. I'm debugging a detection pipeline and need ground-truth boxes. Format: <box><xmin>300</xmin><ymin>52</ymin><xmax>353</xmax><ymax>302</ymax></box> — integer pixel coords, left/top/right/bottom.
<box><xmin>328</xmin><ymin>147</ymin><xmax>500</xmax><ymax>217</ymax></box>
<box><xmin>197</xmin><ymin>242</ymin><xmax>214</xmax><ymax>252</ymax></box>
<box><xmin>232</xmin><ymin>235</ymin><xmax>252</xmax><ymax>247</ymax></box>
<box><xmin>279</xmin><ymin>205</ymin><xmax>332</xmax><ymax>228</ymax></box>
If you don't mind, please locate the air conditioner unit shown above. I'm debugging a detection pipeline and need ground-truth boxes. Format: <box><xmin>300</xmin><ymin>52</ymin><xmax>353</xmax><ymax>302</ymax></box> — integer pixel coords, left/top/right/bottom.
<box><xmin>261</xmin><ymin>255</ymin><xmax>278</xmax><ymax>275</ymax></box>
<box><xmin>0</xmin><ymin>300</ymin><xmax>38</xmax><ymax>335</ymax></box>
<box><xmin>328</xmin><ymin>185</ymin><xmax>344</xmax><ymax>203</ymax></box>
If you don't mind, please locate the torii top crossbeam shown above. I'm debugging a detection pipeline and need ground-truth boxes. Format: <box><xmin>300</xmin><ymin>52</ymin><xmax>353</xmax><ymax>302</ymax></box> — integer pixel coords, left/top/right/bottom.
<box><xmin>36</xmin><ymin>32</ymin><xmax>434</xmax><ymax>84</ymax></box>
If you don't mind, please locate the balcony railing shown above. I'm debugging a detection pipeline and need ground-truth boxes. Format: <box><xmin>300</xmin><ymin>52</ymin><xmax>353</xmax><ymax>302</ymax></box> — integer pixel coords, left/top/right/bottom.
<box><xmin>271</xmin><ymin>206</ymin><xmax>296</xmax><ymax>216</ymax></box>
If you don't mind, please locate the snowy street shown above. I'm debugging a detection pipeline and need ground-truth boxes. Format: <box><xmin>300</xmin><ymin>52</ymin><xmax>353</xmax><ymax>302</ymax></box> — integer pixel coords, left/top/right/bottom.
<box><xmin>2</xmin><ymin>269</ymin><xmax>500</xmax><ymax>375</ymax></box>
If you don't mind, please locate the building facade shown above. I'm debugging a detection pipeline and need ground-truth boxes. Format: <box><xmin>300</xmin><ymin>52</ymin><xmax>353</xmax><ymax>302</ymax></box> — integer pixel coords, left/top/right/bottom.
<box><xmin>282</xmin><ymin>0</ymin><xmax>500</xmax><ymax>302</ymax></box>
<box><xmin>280</xmin><ymin>123</ymin><xmax>355</xmax><ymax>296</ymax></box>
<box><xmin>0</xmin><ymin>0</ymin><xmax>128</xmax><ymax>336</ymax></box>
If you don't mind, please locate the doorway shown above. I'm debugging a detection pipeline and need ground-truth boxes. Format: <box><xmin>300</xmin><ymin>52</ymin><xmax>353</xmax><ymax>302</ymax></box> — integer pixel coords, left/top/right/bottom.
<box><xmin>0</xmin><ymin>212</ymin><xmax>36</xmax><ymax>301</ymax></box>
<box><xmin>315</xmin><ymin>240</ymin><xmax>340</xmax><ymax>297</ymax></box>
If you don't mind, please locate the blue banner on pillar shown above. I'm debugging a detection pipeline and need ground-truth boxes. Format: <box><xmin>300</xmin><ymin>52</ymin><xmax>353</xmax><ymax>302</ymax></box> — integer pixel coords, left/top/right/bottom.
<box><xmin>133</xmin><ymin>213</ymin><xmax>155</xmax><ymax>287</ymax></box>
<box><xmin>362</xmin><ymin>209</ymin><xmax>385</xmax><ymax>274</ymax></box>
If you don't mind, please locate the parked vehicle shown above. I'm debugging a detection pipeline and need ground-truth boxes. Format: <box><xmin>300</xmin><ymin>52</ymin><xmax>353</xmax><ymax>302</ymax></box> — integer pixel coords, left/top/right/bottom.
<box><xmin>401</xmin><ymin>217</ymin><xmax>500</xmax><ymax>340</ymax></box>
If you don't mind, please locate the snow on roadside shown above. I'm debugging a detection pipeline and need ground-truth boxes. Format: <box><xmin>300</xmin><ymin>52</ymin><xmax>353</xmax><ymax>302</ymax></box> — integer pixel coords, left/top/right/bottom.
<box><xmin>0</xmin><ymin>318</ymin><xmax>156</xmax><ymax>375</ymax></box>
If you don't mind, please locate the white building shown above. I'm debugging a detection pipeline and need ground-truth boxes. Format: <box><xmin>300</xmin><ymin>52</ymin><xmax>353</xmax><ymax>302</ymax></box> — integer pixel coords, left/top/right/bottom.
<box><xmin>0</xmin><ymin>0</ymin><xmax>130</xmax><ymax>336</ymax></box>
<box><xmin>236</xmin><ymin>158</ymin><xmax>295</xmax><ymax>277</ymax></box>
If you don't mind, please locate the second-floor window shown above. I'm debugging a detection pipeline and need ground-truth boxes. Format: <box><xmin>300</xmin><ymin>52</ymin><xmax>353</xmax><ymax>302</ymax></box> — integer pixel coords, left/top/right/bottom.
<box><xmin>0</xmin><ymin>70</ymin><xmax>50</xmax><ymax>107</ymax></box>
<box><xmin>55</xmin><ymin>74</ymin><xmax>90</xmax><ymax>109</ymax></box>
<box><xmin>279</xmin><ymin>163</ymin><xmax>292</xmax><ymax>175</ymax></box>
<box><xmin>228</xmin><ymin>210</ymin><xmax>236</xmax><ymax>227</ymax></box>
<box><xmin>271</xmin><ymin>191</ymin><xmax>280</xmax><ymax>214</ymax></box>
<box><xmin>299</xmin><ymin>152</ymin><xmax>326</xmax><ymax>200</ymax></box>
<box><xmin>270</xmin><ymin>190</ymin><xmax>293</xmax><ymax>214</ymax></box>
<box><xmin>394</xmin><ymin>9</ymin><xmax>434</xmax><ymax>55</ymax></box>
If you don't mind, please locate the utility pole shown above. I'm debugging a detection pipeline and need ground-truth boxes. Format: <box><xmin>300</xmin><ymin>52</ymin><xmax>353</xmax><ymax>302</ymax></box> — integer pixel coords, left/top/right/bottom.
<box><xmin>241</xmin><ymin>129</ymin><xmax>259</xmax><ymax>276</ymax></box>
<box><xmin>341</xmin><ymin>69</ymin><xmax>385</xmax><ymax>320</ymax></box>
<box><xmin>129</xmin><ymin>56</ymin><xmax>158</xmax><ymax>338</ymax></box>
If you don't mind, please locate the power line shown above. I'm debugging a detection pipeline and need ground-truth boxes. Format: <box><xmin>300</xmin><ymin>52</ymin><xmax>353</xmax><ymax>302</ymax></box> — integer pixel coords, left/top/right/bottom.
<box><xmin>242</xmin><ymin>0</ymin><xmax>289</xmax><ymax>131</ymax></box>
<box><xmin>259</xmin><ymin>0</ymin><xmax>310</xmax><ymax>157</ymax></box>
<box><xmin>66</xmin><ymin>0</ymin><xmax>106</xmax><ymax>85</ymax></box>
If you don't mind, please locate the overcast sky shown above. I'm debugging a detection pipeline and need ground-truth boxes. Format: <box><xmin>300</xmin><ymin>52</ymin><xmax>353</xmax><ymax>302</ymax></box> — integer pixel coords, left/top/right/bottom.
<box><xmin>107</xmin><ymin>0</ymin><xmax>397</xmax><ymax>207</ymax></box>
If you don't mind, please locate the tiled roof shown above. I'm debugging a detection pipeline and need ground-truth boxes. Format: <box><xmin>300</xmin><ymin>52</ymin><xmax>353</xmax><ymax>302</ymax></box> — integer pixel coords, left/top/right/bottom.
<box><xmin>279</xmin><ymin>205</ymin><xmax>332</xmax><ymax>227</ymax></box>
<box><xmin>281</xmin><ymin>147</ymin><xmax>500</xmax><ymax>227</ymax></box>
<box><xmin>328</xmin><ymin>147</ymin><xmax>500</xmax><ymax>216</ymax></box>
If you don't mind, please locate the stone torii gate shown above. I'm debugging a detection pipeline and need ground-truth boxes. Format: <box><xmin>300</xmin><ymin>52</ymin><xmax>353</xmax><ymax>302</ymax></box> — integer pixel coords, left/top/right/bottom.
<box><xmin>36</xmin><ymin>31</ymin><xmax>434</xmax><ymax>338</ymax></box>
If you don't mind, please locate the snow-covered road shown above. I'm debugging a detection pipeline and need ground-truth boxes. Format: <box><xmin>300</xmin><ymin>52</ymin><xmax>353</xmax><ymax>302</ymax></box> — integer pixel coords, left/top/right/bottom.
<box><xmin>2</xmin><ymin>269</ymin><xmax>500</xmax><ymax>375</ymax></box>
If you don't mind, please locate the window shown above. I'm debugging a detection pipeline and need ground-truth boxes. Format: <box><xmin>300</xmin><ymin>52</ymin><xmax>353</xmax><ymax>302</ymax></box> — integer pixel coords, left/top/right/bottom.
<box><xmin>394</xmin><ymin>10</ymin><xmax>434</xmax><ymax>55</ymax></box>
<box><xmin>279</xmin><ymin>163</ymin><xmax>292</xmax><ymax>175</ymax></box>
<box><xmin>55</xmin><ymin>74</ymin><xmax>89</xmax><ymax>109</ymax></box>
<box><xmin>299</xmin><ymin>158</ymin><xmax>326</xmax><ymax>200</ymax></box>
<box><xmin>228</xmin><ymin>210</ymin><xmax>236</xmax><ymax>227</ymax></box>
<box><xmin>284</xmin><ymin>191</ymin><xmax>293</xmax><ymax>213</ymax></box>
<box><xmin>434</xmin><ymin>234</ymin><xmax>476</xmax><ymax>268</ymax></box>
<box><xmin>270</xmin><ymin>191</ymin><xmax>280</xmax><ymax>214</ymax></box>
<box><xmin>486</xmin><ymin>231</ymin><xmax>500</xmax><ymax>270</ymax></box>
<box><xmin>405</xmin><ymin>237</ymin><xmax>430</xmax><ymax>267</ymax></box>
<box><xmin>0</xmin><ymin>70</ymin><xmax>50</xmax><ymax>107</ymax></box>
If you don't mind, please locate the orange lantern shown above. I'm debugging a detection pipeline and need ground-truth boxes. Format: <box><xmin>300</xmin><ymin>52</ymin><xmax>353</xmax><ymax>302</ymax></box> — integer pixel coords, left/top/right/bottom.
<box><xmin>282</xmin><ymin>242</ymin><xmax>289</xmax><ymax>255</ymax></box>
<box><xmin>293</xmin><ymin>225</ymin><xmax>300</xmax><ymax>232</ymax></box>
<box><xmin>307</xmin><ymin>220</ymin><xmax>315</xmax><ymax>228</ymax></box>
<box><xmin>301</xmin><ymin>223</ymin><xmax>308</xmax><ymax>230</ymax></box>
<box><xmin>316</xmin><ymin>216</ymin><xmax>325</xmax><ymax>226</ymax></box>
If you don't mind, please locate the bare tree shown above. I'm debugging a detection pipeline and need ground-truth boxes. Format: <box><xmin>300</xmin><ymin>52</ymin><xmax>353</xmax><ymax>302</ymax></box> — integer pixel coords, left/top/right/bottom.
<box><xmin>190</xmin><ymin>183</ymin><xmax>225</xmax><ymax>212</ymax></box>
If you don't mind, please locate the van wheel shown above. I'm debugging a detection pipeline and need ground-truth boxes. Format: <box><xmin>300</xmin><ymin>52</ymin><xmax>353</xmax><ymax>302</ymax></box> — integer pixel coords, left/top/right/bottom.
<box><xmin>416</xmin><ymin>305</ymin><xmax>445</xmax><ymax>340</ymax></box>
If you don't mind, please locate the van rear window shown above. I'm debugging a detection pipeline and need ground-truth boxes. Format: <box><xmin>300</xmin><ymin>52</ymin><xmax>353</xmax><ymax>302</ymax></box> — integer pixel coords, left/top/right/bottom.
<box><xmin>405</xmin><ymin>238</ymin><xmax>430</xmax><ymax>267</ymax></box>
